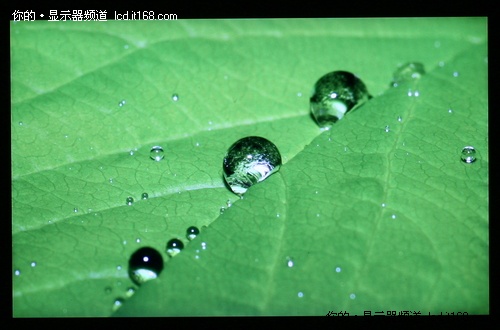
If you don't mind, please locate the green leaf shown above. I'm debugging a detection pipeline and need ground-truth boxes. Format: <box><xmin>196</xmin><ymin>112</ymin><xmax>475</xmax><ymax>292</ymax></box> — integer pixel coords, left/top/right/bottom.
<box><xmin>12</xmin><ymin>18</ymin><xmax>488</xmax><ymax>317</ymax></box>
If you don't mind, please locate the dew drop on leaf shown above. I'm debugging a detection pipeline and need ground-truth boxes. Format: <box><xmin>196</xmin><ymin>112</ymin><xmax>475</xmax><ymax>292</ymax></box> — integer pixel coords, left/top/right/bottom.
<box><xmin>112</xmin><ymin>298</ymin><xmax>124</xmax><ymax>311</ymax></box>
<box><xmin>150</xmin><ymin>146</ymin><xmax>164</xmax><ymax>161</ymax></box>
<box><xmin>166</xmin><ymin>238</ymin><xmax>184</xmax><ymax>257</ymax></box>
<box><xmin>390</xmin><ymin>62</ymin><xmax>425</xmax><ymax>87</ymax></box>
<box><xmin>118</xmin><ymin>100</ymin><xmax>126</xmax><ymax>107</ymax></box>
<box><xmin>14</xmin><ymin>269</ymin><xmax>21</xmax><ymax>276</ymax></box>
<box><xmin>141</xmin><ymin>192</ymin><xmax>149</xmax><ymax>200</ymax></box>
<box><xmin>223</xmin><ymin>136</ymin><xmax>282</xmax><ymax>194</ymax></box>
<box><xmin>310</xmin><ymin>71</ymin><xmax>371</xmax><ymax>129</ymax></box>
<box><xmin>286</xmin><ymin>256</ymin><xmax>294</xmax><ymax>268</ymax></box>
<box><xmin>335</xmin><ymin>267</ymin><xmax>342</xmax><ymax>273</ymax></box>
<box><xmin>126</xmin><ymin>197</ymin><xmax>134</xmax><ymax>206</ymax></box>
<box><xmin>461</xmin><ymin>146</ymin><xmax>477</xmax><ymax>163</ymax></box>
<box><xmin>186</xmin><ymin>226</ymin><xmax>200</xmax><ymax>241</ymax></box>
<box><xmin>125</xmin><ymin>287</ymin><xmax>136</xmax><ymax>297</ymax></box>
<box><xmin>30</xmin><ymin>261</ymin><xmax>37</xmax><ymax>267</ymax></box>
<box><xmin>172</xmin><ymin>93</ymin><xmax>179</xmax><ymax>101</ymax></box>
<box><xmin>128</xmin><ymin>247</ymin><xmax>163</xmax><ymax>286</ymax></box>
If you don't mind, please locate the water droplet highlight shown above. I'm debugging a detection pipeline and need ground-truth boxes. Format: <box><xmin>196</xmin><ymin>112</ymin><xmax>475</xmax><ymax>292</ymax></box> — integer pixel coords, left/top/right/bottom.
<box><xmin>310</xmin><ymin>71</ymin><xmax>371</xmax><ymax>129</ymax></box>
<box><xmin>166</xmin><ymin>238</ymin><xmax>184</xmax><ymax>257</ymax></box>
<box><xmin>150</xmin><ymin>146</ymin><xmax>164</xmax><ymax>161</ymax></box>
<box><xmin>186</xmin><ymin>226</ymin><xmax>200</xmax><ymax>241</ymax></box>
<box><xmin>128</xmin><ymin>247</ymin><xmax>163</xmax><ymax>285</ymax></box>
<box><xmin>286</xmin><ymin>256</ymin><xmax>294</xmax><ymax>268</ymax></box>
<box><xmin>73</xmin><ymin>208</ymin><xmax>78</xmax><ymax>213</ymax></box>
<box><xmin>397</xmin><ymin>116</ymin><xmax>402</xmax><ymax>122</ymax></box>
<box><xmin>390</xmin><ymin>62</ymin><xmax>425</xmax><ymax>87</ymax></box>
<box><xmin>126</xmin><ymin>197</ymin><xmax>134</xmax><ymax>206</ymax></box>
<box><xmin>201</xmin><ymin>242</ymin><xmax>207</xmax><ymax>250</ymax></box>
<box><xmin>112</xmin><ymin>298</ymin><xmax>124</xmax><ymax>311</ymax></box>
<box><xmin>141</xmin><ymin>192</ymin><xmax>149</xmax><ymax>200</ymax></box>
<box><xmin>118</xmin><ymin>100</ymin><xmax>126</xmax><ymax>107</ymax></box>
<box><xmin>223</xmin><ymin>136</ymin><xmax>282</xmax><ymax>194</ymax></box>
<box><xmin>172</xmin><ymin>94</ymin><xmax>179</xmax><ymax>101</ymax></box>
<box><xmin>461</xmin><ymin>146</ymin><xmax>477</xmax><ymax>164</ymax></box>
<box><xmin>125</xmin><ymin>287</ymin><xmax>136</xmax><ymax>297</ymax></box>
<box><xmin>385</xmin><ymin>125</ymin><xmax>390</xmax><ymax>133</ymax></box>
<box><xmin>30</xmin><ymin>261</ymin><xmax>37</xmax><ymax>267</ymax></box>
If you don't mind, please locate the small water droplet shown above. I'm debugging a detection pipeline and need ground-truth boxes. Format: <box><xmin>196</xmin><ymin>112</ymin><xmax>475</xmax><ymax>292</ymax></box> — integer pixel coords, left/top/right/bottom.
<box><xmin>118</xmin><ymin>100</ymin><xmax>126</xmax><ymax>107</ymax></box>
<box><xmin>335</xmin><ymin>267</ymin><xmax>342</xmax><ymax>273</ymax></box>
<box><xmin>135</xmin><ymin>238</ymin><xmax>141</xmax><ymax>243</ymax></box>
<box><xmin>391</xmin><ymin>62</ymin><xmax>425</xmax><ymax>87</ymax></box>
<box><xmin>391</xmin><ymin>214</ymin><xmax>397</xmax><ymax>219</ymax></box>
<box><xmin>297</xmin><ymin>92</ymin><xmax>302</xmax><ymax>97</ymax></box>
<box><xmin>125</xmin><ymin>287</ymin><xmax>136</xmax><ymax>297</ymax></box>
<box><xmin>109</xmin><ymin>178</ymin><xmax>114</xmax><ymax>184</ymax></box>
<box><xmin>381</xmin><ymin>203</ymin><xmax>386</xmax><ymax>207</ymax></box>
<box><xmin>186</xmin><ymin>226</ymin><xmax>200</xmax><ymax>241</ymax></box>
<box><xmin>438</xmin><ymin>61</ymin><xmax>445</xmax><ymax>67</ymax></box>
<box><xmin>286</xmin><ymin>257</ymin><xmax>294</xmax><ymax>268</ymax></box>
<box><xmin>407</xmin><ymin>90</ymin><xmax>413</xmax><ymax>97</ymax></box>
<box><xmin>14</xmin><ymin>269</ymin><xmax>21</xmax><ymax>276</ymax></box>
<box><xmin>104</xmin><ymin>286</ymin><xmax>112</xmax><ymax>294</ymax></box>
<box><xmin>19</xmin><ymin>121</ymin><xmax>23</xmax><ymax>126</ymax></box>
<box><xmin>220</xmin><ymin>207</ymin><xmax>225</xmax><ymax>214</ymax></box>
<box><xmin>349</xmin><ymin>293</ymin><xmax>356</xmax><ymax>299</ymax></box>
<box><xmin>166</xmin><ymin>238</ymin><xmax>184</xmax><ymax>257</ymax></box>
<box><xmin>30</xmin><ymin>261</ymin><xmax>37</xmax><ymax>267</ymax></box>
<box><xmin>397</xmin><ymin>116</ymin><xmax>402</xmax><ymax>122</ymax></box>
<box><xmin>141</xmin><ymin>192</ymin><xmax>149</xmax><ymax>200</ymax></box>
<box><xmin>385</xmin><ymin>125</ymin><xmax>390</xmax><ymax>133</ymax></box>
<box><xmin>172</xmin><ymin>94</ymin><xmax>179</xmax><ymax>101</ymax></box>
<box><xmin>223</xmin><ymin>136</ymin><xmax>282</xmax><ymax>194</ymax></box>
<box><xmin>461</xmin><ymin>146</ymin><xmax>477</xmax><ymax>164</ymax></box>
<box><xmin>126</xmin><ymin>197</ymin><xmax>134</xmax><ymax>206</ymax></box>
<box><xmin>149</xmin><ymin>146</ymin><xmax>164</xmax><ymax>161</ymax></box>
<box><xmin>73</xmin><ymin>208</ymin><xmax>78</xmax><ymax>213</ymax></box>
<box><xmin>298</xmin><ymin>292</ymin><xmax>304</xmax><ymax>298</ymax></box>
<box><xmin>124</xmin><ymin>44</ymin><xmax>129</xmax><ymax>49</ymax></box>
<box><xmin>276</xmin><ymin>213</ymin><xmax>281</xmax><ymax>218</ymax></box>
<box><xmin>112</xmin><ymin>298</ymin><xmax>124</xmax><ymax>311</ymax></box>
<box><xmin>414</xmin><ymin>90</ymin><xmax>420</xmax><ymax>97</ymax></box>
<box><xmin>434</xmin><ymin>41</ymin><xmax>441</xmax><ymax>48</ymax></box>
<box><xmin>116</xmin><ymin>265</ymin><xmax>122</xmax><ymax>271</ymax></box>
<box><xmin>201</xmin><ymin>242</ymin><xmax>207</xmax><ymax>250</ymax></box>
<box><xmin>226</xmin><ymin>200</ymin><xmax>232</xmax><ymax>208</ymax></box>
<box><xmin>128</xmin><ymin>247</ymin><xmax>163</xmax><ymax>285</ymax></box>
<box><xmin>453</xmin><ymin>71</ymin><xmax>459</xmax><ymax>77</ymax></box>
<box><xmin>129</xmin><ymin>150</ymin><xmax>134</xmax><ymax>156</ymax></box>
<box><xmin>448</xmin><ymin>108</ymin><xmax>453</xmax><ymax>114</ymax></box>
<box><xmin>310</xmin><ymin>71</ymin><xmax>371</xmax><ymax>128</ymax></box>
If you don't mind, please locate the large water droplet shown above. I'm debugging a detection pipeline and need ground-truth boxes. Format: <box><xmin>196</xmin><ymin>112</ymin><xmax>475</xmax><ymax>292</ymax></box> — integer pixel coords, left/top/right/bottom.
<box><xmin>223</xmin><ymin>136</ymin><xmax>282</xmax><ymax>194</ymax></box>
<box><xmin>166</xmin><ymin>238</ymin><xmax>184</xmax><ymax>257</ymax></box>
<box><xmin>150</xmin><ymin>146</ymin><xmax>164</xmax><ymax>161</ymax></box>
<box><xmin>310</xmin><ymin>71</ymin><xmax>371</xmax><ymax>129</ymax></box>
<box><xmin>461</xmin><ymin>146</ymin><xmax>477</xmax><ymax>163</ymax></box>
<box><xmin>186</xmin><ymin>226</ymin><xmax>200</xmax><ymax>241</ymax></box>
<box><xmin>126</xmin><ymin>197</ymin><xmax>134</xmax><ymax>206</ymax></box>
<box><xmin>390</xmin><ymin>62</ymin><xmax>425</xmax><ymax>87</ymax></box>
<box><xmin>128</xmin><ymin>247</ymin><xmax>163</xmax><ymax>285</ymax></box>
